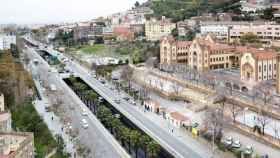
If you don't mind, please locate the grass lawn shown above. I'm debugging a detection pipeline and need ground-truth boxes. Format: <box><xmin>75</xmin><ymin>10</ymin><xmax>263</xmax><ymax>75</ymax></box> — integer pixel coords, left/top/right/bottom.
<box><xmin>79</xmin><ymin>44</ymin><xmax>106</xmax><ymax>54</ymax></box>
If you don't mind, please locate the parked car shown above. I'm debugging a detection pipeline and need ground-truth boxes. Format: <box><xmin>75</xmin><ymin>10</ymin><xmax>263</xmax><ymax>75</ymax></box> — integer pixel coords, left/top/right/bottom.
<box><xmin>123</xmin><ymin>96</ymin><xmax>130</xmax><ymax>101</ymax></box>
<box><xmin>131</xmin><ymin>100</ymin><xmax>136</xmax><ymax>105</ymax></box>
<box><xmin>232</xmin><ymin>140</ymin><xmax>241</xmax><ymax>149</ymax></box>
<box><xmin>243</xmin><ymin>146</ymin><xmax>253</xmax><ymax>155</ymax></box>
<box><xmin>114</xmin><ymin>99</ymin><xmax>121</xmax><ymax>104</ymax></box>
<box><xmin>81</xmin><ymin>119</ymin><xmax>89</xmax><ymax>129</ymax></box>
<box><xmin>222</xmin><ymin>137</ymin><xmax>233</xmax><ymax>147</ymax></box>
<box><xmin>81</xmin><ymin>108</ymin><xmax>88</xmax><ymax>116</ymax></box>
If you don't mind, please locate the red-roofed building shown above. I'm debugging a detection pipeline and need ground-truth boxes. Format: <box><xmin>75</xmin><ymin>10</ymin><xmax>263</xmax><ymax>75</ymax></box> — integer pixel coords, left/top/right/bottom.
<box><xmin>160</xmin><ymin>33</ymin><xmax>280</xmax><ymax>84</ymax></box>
<box><xmin>166</xmin><ymin>111</ymin><xmax>190</xmax><ymax>128</ymax></box>
<box><xmin>113</xmin><ymin>26</ymin><xmax>135</xmax><ymax>41</ymax></box>
<box><xmin>240</xmin><ymin>48</ymin><xmax>279</xmax><ymax>82</ymax></box>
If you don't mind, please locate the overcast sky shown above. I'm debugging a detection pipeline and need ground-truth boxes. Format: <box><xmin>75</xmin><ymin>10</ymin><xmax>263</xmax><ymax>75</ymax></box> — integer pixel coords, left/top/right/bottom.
<box><xmin>0</xmin><ymin>0</ymin><xmax>146</xmax><ymax>24</ymax></box>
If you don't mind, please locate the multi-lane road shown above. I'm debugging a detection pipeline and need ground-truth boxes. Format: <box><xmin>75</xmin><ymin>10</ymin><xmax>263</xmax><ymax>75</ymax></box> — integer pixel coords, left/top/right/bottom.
<box><xmin>24</xmin><ymin>45</ymin><xmax>130</xmax><ymax>158</ymax></box>
<box><xmin>41</xmin><ymin>46</ymin><xmax>213</xmax><ymax>158</ymax></box>
<box><xmin>24</xmin><ymin>36</ymin><xmax>217</xmax><ymax>158</ymax></box>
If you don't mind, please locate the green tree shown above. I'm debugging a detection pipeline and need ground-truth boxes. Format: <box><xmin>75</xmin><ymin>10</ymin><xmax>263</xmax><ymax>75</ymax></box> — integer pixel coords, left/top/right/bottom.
<box><xmin>147</xmin><ymin>140</ymin><xmax>160</xmax><ymax>158</ymax></box>
<box><xmin>171</xmin><ymin>28</ymin><xmax>178</xmax><ymax>38</ymax></box>
<box><xmin>129</xmin><ymin>130</ymin><xmax>142</xmax><ymax>158</ymax></box>
<box><xmin>135</xmin><ymin>1</ymin><xmax>140</xmax><ymax>8</ymax></box>
<box><xmin>240</xmin><ymin>32</ymin><xmax>260</xmax><ymax>45</ymax></box>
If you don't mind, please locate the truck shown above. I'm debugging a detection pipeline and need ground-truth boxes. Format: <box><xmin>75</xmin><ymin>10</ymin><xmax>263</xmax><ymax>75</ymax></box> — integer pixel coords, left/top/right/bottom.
<box><xmin>50</xmin><ymin>84</ymin><xmax>57</xmax><ymax>91</ymax></box>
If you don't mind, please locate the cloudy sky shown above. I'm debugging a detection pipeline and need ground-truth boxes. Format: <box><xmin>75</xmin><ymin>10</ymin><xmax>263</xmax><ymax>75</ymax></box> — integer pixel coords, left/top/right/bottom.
<box><xmin>0</xmin><ymin>0</ymin><xmax>146</xmax><ymax>24</ymax></box>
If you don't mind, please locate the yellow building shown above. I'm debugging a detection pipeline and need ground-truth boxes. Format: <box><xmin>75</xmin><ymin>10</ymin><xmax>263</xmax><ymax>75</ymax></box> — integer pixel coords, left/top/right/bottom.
<box><xmin>160</xmin><ymin>34</ymin><xmax>240</xmax><ymax>71</ymax></box>
<box><xmin>145</xmin><ymin>17</ymin><xmax>176</xmax><ymax>41</ymax></box>
<box><xmin>240</xmin><ymin>48</ymin><xmax>279</xmax><ymax>83</ymax></box>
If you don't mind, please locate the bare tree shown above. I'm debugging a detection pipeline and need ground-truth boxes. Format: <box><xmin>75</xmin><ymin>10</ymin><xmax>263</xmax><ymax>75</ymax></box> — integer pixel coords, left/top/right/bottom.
<box><xmin>256</xmin><ymin>110</ymin><xmax>270</xmax><ymax>135</ymax></box>
<box><xmin>121</xmin><ymin>65</ymin><xmax>134</xmax><ymax>91</ymax></box>
<box><xmin>159</xmin><ymin>80</ymin><xmax>164</xmax><ymax>91</ymax></box>
<box><xmin>172</xmin><ymin>83</ymin><xmax>180</xmax><ymax>96</ymax></box>
<box><xmin>228</xmin><ymin>102</ymin><xmax>241</xmax><ymax>123</ymax></box>
<box><xmin>204</xmin><ymin>108</ymin><xmax>225</xmax><ymax>156</ymax></box>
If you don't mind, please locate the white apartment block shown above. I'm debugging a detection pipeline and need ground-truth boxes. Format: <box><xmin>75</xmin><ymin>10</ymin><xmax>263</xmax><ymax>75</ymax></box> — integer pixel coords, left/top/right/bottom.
<box><xmin>145</xmin><ymin>17</ymin><xmax>176</xmax><ymax>41</ymax></box>
<box><xmin>200</xmin><ymin>25</ymin><xmax>229</xmax><ymax>40</ymax></box>
<box><xmin>0</xmin><ymin>34</ymin><xmax>16</xmax><ymax>50</ymax></box>
<box><xmin>230</xmin><ymin>23</ymin><xmax>280</xmax><ymax>43</ymax></box>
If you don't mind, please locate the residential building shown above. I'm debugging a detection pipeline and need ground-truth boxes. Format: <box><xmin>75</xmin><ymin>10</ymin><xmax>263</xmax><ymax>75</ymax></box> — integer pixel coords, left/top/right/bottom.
<box><xmin>113</xmin><ymin>26</ymin><xmax>135</xmax><ymax>41</ymax></box>
<box><xmin>0</xmin><ymin>34</ymin><xmax>16</xmax><ymax>50</ymax></box>
<box><xmin>200</xmin><ymin>25</ymin><xmax>229</xmax><ymax>40</ymax></box>
<box><xmin>0</xmin><ymin>132</ymin><xmax>34</xmax><ymax>158</ymax></box>
<box><xmin>229</xmin><ymin>23</ymin><xmax>280</xmax><ymax>43</ymax></box>
<box><xmin>145</xmin><ymin>17</ymin><xmax>176</xmax><ymax>41</ymax></box>
<box><xmin>0</xmin><ymin>93</ymin><xmax>4</xmax><ymax>112</ymax></box>
<box><xmin>0</xmin><ymin>112</ymin><xmax>11</xmax><ymax>132</ymax></box>
<box><xmin>277</xmin><ymin>54</ymin><xmax>280</xmax><ymax>93</ymax></box>
<box><xmin>241</xmin><ymin>0</ymin><xmax>271</xmax><ymax>12</ymax></box>
<box><xmin>240</xmin><ymin>48</ymin><xmax>279</xmax><ymax>82</ymax></box>
<box><xmin>0</xmin><ymin>93</ymin><xmax>11</xmax><ymax>132</ymax></box>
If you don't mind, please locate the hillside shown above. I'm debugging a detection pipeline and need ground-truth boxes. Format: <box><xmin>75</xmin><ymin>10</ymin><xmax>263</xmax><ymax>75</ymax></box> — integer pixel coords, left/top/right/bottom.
<box><xmin>147</xmin><ymin>0</ymin><xmax>240</xmax><ymax>22</ymax></box>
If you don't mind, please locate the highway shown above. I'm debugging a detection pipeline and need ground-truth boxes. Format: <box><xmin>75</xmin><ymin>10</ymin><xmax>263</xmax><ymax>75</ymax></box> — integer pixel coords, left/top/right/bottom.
<box><xmin>24</xmin><ymin>45</ymin><xmax>130</xmax><ymax>158</ymax></box>
<box><xmin>25</xmin><ymin>36</ymin><xmax>213</xmax><ymax>158</ymax></box>
<box><xmin>47</xmin><ymin>49</ymin><xmax>211</xmax><ymax>158</ymax></box>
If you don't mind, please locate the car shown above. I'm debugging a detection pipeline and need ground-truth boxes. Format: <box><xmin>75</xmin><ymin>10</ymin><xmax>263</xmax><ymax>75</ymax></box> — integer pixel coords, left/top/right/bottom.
<box><xmin>81</xmin><ymin>108</ymin><xmax>88</xmax><ymax>116</ymax></box>
<box><xmin>232</xmin><ymin>140</ymin><xmax>241</xmax><ymax>149</ymax></box>
<box><xmin>114</xmin><ymin>99</ymin><xmax>121</xmax><ymax>104</ymax></box>
<box><xmin>243</xmin><ymin>146</ymin><xmax>253</xmax><ymax>155</ymax></box>
<box><xmin>222</xmin><ymin>137</ymin><xmax>233</xmax><ymax>147</ymax></box>
<box><xmin>131</xmin><ymin>100</ymin><xmax>136</xmax><ymax>105</ymax></box>
<box><xmin>123</xmin><ymin>96</ymin><xmax>130</xmax><ymax>101</ymax></box>
<box><xmin>81</xmin><ymin>119</ymin><xmax>89</xmax><ymax>129</ymax></box>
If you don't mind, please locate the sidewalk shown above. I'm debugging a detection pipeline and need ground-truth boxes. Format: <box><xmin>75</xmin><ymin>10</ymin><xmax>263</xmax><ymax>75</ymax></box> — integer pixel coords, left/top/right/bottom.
<box><xmin>33</xmin><ymin>80</ymin><xmax>76</xmax><ymax>157</ymax></box>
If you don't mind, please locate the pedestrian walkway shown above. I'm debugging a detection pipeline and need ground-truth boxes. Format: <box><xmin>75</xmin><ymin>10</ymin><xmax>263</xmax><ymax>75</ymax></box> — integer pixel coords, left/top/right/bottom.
<box><xmin>33</xmin><ymin>80</ymin><xmax>76</xmax><ymax>157</ymax></box>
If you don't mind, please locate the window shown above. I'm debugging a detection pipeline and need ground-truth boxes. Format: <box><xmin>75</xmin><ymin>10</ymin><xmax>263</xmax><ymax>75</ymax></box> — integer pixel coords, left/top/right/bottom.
<box><xmin>269</xmin><ymin>64</ymin><xmax>272</xmax><ymax>71</ymax></box>
<box><xmin>259</xmin><ymin>65</ymin><xmax>262</xmax><ymax>72</ymax></box>
<box><xmin>264</xmin><ymin>65</ymin><xmax>267</xmax><ymax>71</ymax></box>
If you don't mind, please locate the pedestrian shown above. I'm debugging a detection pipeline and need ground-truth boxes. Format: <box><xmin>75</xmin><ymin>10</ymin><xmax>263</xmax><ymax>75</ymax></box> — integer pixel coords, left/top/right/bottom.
<box><xmin>172</xmin><ymin>129</ymin><xmax>174</xmax><ymax>133</ymax></box>
<box><xmin>61</xmin><ymin>127</ymin><xmax>64</xmax><ymax>131</ymax></box>
<box><xmin>51</xmin><ymin>116</ymin><xmax>54</xmax><ymax>120</ymax></box>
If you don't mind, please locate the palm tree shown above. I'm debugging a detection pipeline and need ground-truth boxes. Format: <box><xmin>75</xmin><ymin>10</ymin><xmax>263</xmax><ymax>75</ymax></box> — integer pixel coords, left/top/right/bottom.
<box><xmin>147</xmin><ymin>140</ymin><xmax>160</xmax><ymax>158</ymax></box>
<box><xmin>87</xmin><ymin>90</ymin><xmax>98</xmax><ymax>112</ymax></box>
<box><xmin>119</xmin><ymin>127</ymin><xmax>131</xmax><ymax>153</ymax></box>
<box><xmin>140</xmin><ymin>135</ymin><xmax>151</xmax><ymax>158</ymax></box>
<box><xmin>111</xmin><ymin>117</ymin><xmax>122</xmax><ymax>136</ymax></box>
<box><xmin>129</xmin><ymin>130</ymin><xmax>142</xmax><ymax>158</ymax></box>
<box><xmin>73</xmin><ymin>82</ymin><xmax>87</xmax><ymax>98</ymax></box>
<box><xmin>69</xmin><ymin>75</ymin><xmax>76</xmax><ymax>84</ymax></box>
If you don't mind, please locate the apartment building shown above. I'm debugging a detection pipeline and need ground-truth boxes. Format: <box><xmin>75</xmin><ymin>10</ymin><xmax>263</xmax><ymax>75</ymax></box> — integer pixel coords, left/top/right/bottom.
<box><xmin>229</xmin><ymin>23</ymin><xmax>280</xmax><ymax>43</ymax></box>
<box><xmin>0</xmin><ymin>132</ymin><xmax>34</xmax><ymax>158</ymax></box>
<box><xmin>200</xmin><ymin>25</ymin><xmax>229</xmax><ymax>40</ymax></box>
<box><xmin>145</xmin><ymin>17</ymin><xmax>176</xmax><ymax>41</ymax></box>
<box><xmin>0</xmin><ymin>93</ymin><xmax>11</xmax><ymax>133</ymax></box>
<box><xmin>240</xmin><ymin>47</ymin><xmax>279</xmax><ymax>82</ymax></box>
<box><xmin>277</xmin><ymin>54</ymin><xmax>280</xmax><ymax>93</ymax></box>
<box><xmin>113</xmin><ymin>26</ymin><xmax>135</xmax><ymax>41</ymax></box>
<box><xmin>0</xmin><ymin>34</ymin><xmax>16</xmax><ymax>50</ymax></box>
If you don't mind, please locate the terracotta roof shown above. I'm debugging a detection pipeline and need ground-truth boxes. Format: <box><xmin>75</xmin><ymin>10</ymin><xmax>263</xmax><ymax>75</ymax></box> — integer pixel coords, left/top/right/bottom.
<box><xmin>237</xmin><ymin>46</ymin><xmax>279</xmax><ymax>60</ymax></box>
<box><xmin>169</xmin><ymin>112</ymin><xmax>188</xmax><ymax>121</ymax></box>
<box><xmin>176</xmin><ymin>41</ymin><xmax>192</xmax><ymax>47</ymax></box>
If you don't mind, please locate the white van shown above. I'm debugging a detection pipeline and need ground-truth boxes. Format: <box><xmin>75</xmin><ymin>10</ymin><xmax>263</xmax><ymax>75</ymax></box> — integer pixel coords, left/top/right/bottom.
<box><xmin>81</xmin><ymin>119</ymin><xmax>89</xmax><ymax>129</ymax></box>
